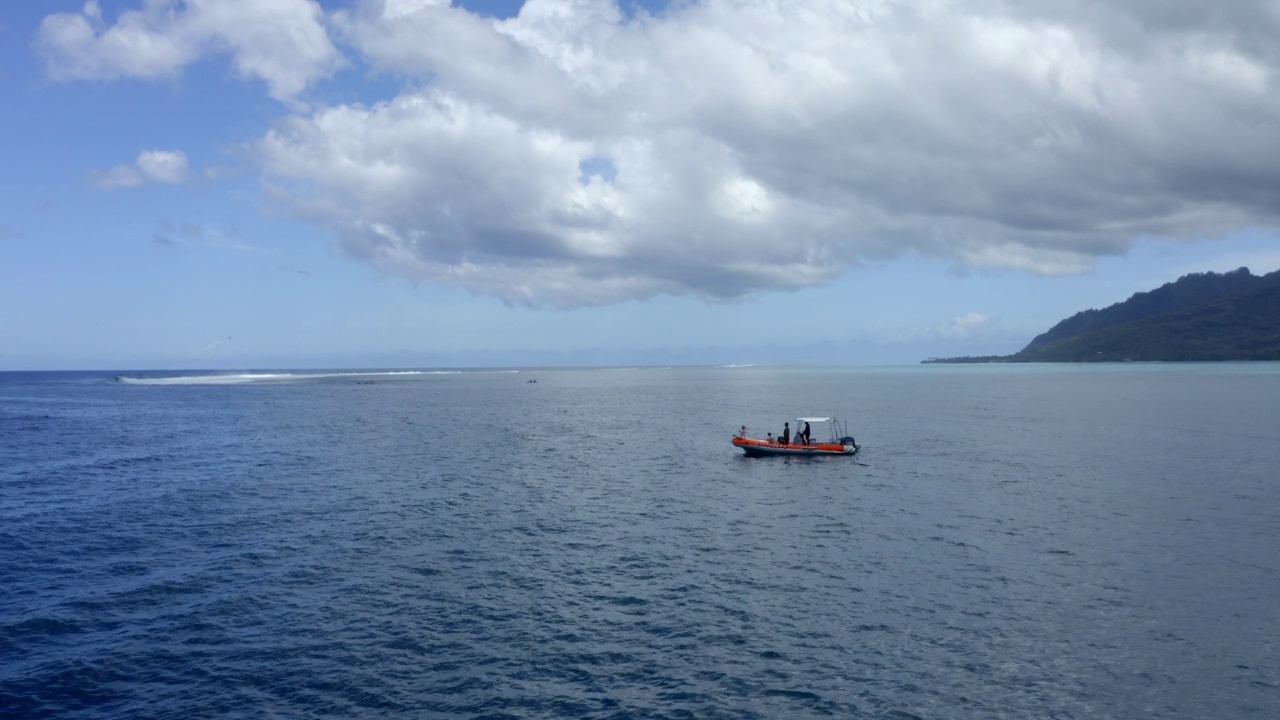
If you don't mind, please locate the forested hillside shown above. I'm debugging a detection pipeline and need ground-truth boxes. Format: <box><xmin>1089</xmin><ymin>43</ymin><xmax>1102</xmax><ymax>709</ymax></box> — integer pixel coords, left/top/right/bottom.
<box><xmin>923</xmin><ymin>268</ymin><xmax>1280</xmax><ymax>363</ymax></box>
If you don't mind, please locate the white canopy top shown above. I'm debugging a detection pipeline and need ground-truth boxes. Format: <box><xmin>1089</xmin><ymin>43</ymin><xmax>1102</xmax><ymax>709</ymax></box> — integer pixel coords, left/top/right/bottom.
<box><xmin>796</xmin><ymin>417</ymin><xmax>833</xmax><ymax>423</ymax></box>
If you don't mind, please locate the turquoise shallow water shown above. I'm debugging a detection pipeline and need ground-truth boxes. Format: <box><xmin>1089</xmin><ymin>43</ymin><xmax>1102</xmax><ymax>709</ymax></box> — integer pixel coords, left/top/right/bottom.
<box><xmin>2</xmin><ymin>365</ymin><xmax>1279</xmax><ymax>718</ymax></box>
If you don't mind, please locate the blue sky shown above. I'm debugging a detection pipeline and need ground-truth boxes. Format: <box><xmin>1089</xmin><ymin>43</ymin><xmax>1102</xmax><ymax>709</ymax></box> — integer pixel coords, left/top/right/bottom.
<box><xmin>2</xmin><ymin>0</ymin><xmax>1279</xmax><ymax>370</ymax></box>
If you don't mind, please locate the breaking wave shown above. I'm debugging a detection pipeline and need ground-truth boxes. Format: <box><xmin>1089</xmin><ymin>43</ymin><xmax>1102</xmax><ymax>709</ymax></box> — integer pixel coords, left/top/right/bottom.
<box><xmin>113</xmin><ymin>370</ymin><xmax>515</xmax><ymax>385</ymax></box>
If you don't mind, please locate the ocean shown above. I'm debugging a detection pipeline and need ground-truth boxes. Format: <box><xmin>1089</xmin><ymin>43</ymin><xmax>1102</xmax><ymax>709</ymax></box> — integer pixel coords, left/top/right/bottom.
<box><xmin>2</xmin><ymin>364</ymin><xmax>1278</xmax><ymax>719</ymax></box>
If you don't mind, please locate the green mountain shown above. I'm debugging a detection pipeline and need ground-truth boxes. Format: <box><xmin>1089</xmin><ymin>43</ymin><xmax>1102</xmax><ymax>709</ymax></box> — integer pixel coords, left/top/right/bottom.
<box><xmin>1023</xmin><ymin>267</ymin><xmax>1280</xmax><ymax>352</ymax></box>
<box><xmin>924</xmin><ymin>267</ymin><xmax>1280</xmax><ymax>363</ymax></box>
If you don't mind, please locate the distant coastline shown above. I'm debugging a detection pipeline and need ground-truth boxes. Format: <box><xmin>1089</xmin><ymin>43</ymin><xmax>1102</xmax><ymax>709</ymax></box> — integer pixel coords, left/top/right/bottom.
<box><xmin>924</xmin><ymin>268</ymin><xmax>1280</xmax><ymax>363</ymax></box>
<box><xmin>922</xmin><ymin>356</ymin><xmax>1011</xmax><ymax>364</ymax></box>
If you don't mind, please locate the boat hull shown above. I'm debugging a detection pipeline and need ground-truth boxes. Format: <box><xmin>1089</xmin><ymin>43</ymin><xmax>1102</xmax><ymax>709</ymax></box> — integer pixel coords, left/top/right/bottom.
<box><xmin>732</xmin><ymin>437</ymin><xmax>857</xmax><ymax>457</ymax></box>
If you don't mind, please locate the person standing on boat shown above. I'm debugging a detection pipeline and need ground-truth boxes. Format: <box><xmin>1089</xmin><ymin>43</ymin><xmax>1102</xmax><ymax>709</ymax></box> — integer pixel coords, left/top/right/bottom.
<box><xmin>739</xmin><ymin>425</ymin><xmax>747</xmax><ymax>437</ymax></box>
<box><xmin>782</xmin><ymin>422</ymin><xmax>790</xmax><ymax>445</ymax></box>
<box><xmin>803</xmin><ymin>422</ymin><xmax>811</xmax><ymax>445</ymax></box>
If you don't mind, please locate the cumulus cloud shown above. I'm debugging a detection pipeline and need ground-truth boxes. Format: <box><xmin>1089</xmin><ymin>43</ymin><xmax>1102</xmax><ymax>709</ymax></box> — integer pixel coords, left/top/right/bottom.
<box><xmin>43</xmin><ymin>0</ymin><xmax>1280</xmax><ymax>306</ymax></box>
<box><xmin>940</xmin><ymin>312</ymin><xmax>992</xmax><ymax>339</ymax></box>
<box><xmin>90</xmin><ymin>150</ymin><xmax>190</xmax><ymax>188</ymax></box>
<box><xmin>36</xmin><ymin>0</ymin><xmax>341</xmax><ymax>101</ymax></box>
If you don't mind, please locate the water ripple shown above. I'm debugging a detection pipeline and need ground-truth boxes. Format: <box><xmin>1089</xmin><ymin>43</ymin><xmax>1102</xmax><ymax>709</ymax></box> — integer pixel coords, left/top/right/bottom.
<box><xmin>2</xmin><ymin>367</ymin><xmax>1279</xmax><ymax>718</ymax></box>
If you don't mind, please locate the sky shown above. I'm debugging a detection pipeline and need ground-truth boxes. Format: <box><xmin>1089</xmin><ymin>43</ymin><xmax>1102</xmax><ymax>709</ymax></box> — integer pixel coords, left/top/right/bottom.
<box><xmin>2</xmin><ymin>0</ymin><xmax>1279</xmax><ymax>370</ymax></box>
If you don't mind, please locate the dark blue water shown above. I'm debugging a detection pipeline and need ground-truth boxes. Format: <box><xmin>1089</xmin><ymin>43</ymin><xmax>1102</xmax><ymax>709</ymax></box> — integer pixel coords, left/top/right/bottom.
<box><xmin>3</xmin><ymin>365</ymin><xmax>1278</xmax><ymax>719</ymax></box>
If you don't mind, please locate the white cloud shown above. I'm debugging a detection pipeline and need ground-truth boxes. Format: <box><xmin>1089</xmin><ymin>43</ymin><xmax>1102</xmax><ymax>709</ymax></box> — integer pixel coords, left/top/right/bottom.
<box><xmin>37</xmin><ymin>0</ymin><xmax>341</xmax><ymax>102</ymax></box>
<box><xmin>958</xmin><ymin>242</ymin><xmax>1095</xmax><ymax>277</ymax></box>
<box><xmin>90</xmin><ymin>150</ymin><xmax>190</xmax><ymax>189</ymax></box>
<box><xmin>863</xmin><ymin>311</ymin><xmax>995</xmax><ymax>345</ymax></box>
<box><xmin>1187</xmin><ymin>45</ymin><xmax>1270</xmax><ymax>96</ymax></box>
<box><xmin>42</xmin><ymin>0</ymin><xmax>1280</xmax><ymax>306</ymax></box>
<box><xmin>712</xmin><ymin>178</ymin><xmax>775</xmax><ymax>225</ymax></box>
<box><xmin>940</xmin><ymin>312</ymin><xmax>992</xmax><ymax>339</ymax></box>
<box><xmin>264</xmin><ymin>0</ymin><xmax>1280</xmax><ymax>306</ymax></box>
<box><xmin>136</xmin><ymin>150</ymin><xmax>189</xmax><ymax>184</ymax></box>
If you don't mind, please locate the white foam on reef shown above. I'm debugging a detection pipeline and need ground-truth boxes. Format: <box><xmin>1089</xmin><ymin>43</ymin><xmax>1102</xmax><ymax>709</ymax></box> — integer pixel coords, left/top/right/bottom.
<box><xmin>115</xmin><ymin>370</ymin><xmax>477</xmax><ymax>385</ymax></box>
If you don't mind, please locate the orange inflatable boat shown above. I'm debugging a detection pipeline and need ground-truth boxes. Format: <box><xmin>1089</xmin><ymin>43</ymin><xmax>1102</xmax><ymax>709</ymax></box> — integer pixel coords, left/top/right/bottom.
<box><xmin>732</xmin><ymin>417</ymin><xmax>858</xmax><ymax>457</ymax></box>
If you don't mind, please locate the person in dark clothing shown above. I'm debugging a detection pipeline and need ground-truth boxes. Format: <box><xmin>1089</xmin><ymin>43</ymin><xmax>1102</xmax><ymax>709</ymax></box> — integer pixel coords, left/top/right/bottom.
<box><xmin>782</xmin><ymin>422</ymin><xmax>790</xmax><ymax>445</ymax></box>
<box><xmin>803</xmin><ymin>422</ymin><xmax>811</xmax><ymax>445</ymax></box>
